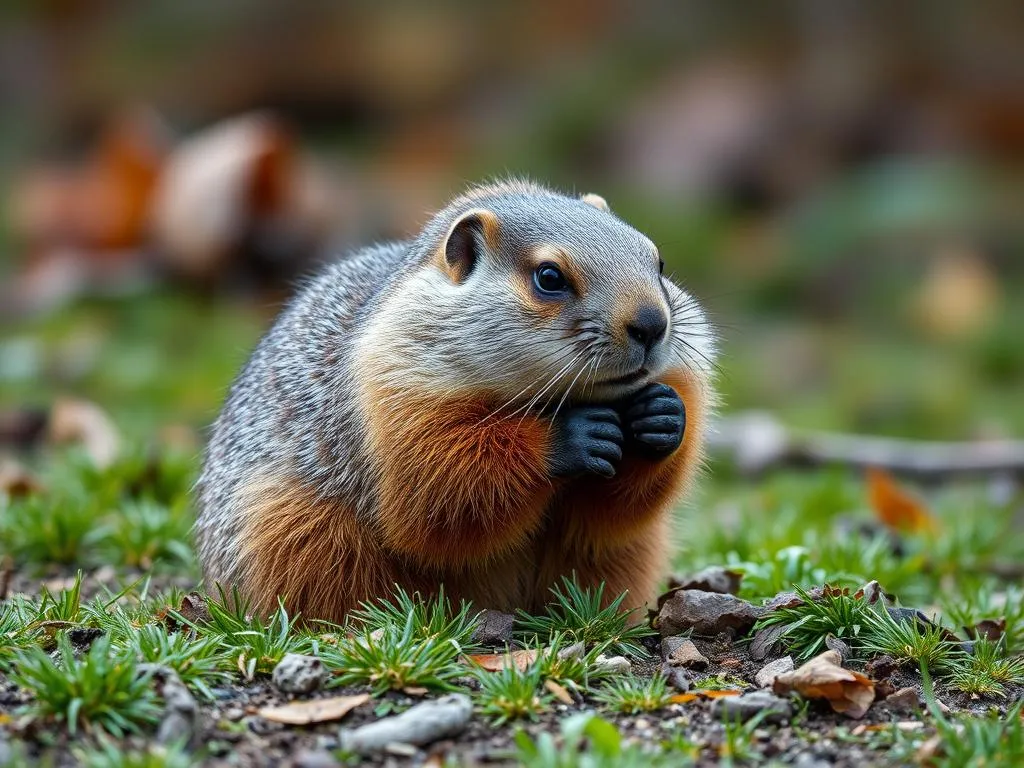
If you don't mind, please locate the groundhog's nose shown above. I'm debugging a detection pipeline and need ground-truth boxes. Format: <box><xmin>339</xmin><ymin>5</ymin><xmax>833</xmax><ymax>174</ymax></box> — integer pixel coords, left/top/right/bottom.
<box><xmin>626</xmin><ymin>305</ymin><xmax>668</xmax><ymax>355</ymax></box>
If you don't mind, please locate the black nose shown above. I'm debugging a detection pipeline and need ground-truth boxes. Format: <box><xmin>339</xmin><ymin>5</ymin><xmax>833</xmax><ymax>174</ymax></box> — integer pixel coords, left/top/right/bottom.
<box><xmin>627</xmin><ymin>305</ymin><xmax>668</xmax><ymax>354</ymax></box>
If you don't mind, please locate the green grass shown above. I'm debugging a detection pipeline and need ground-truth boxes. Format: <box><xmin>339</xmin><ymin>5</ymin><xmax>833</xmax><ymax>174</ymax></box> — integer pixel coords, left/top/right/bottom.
<box><xmin>11</xmin><ymin>633</ymin><xmax>162</xmax><ymax>736</ymax></box>
<box><xmin>126</xmin><ymin>624</ymin><xmax>232</xmax><ymax>700</ymax></box>
<box><xmin>474</xmin><ymin>658</ymin><xmax>550</xmax><ymax>725</ymax></box>
<box><xmin>516</xmin><ymin>575</ymin><xmax>654</xmax><ymax>657</ymax></box>
<box><xmin>322</xmin><ymin>609</ymin><xmax>465</xmax><ymax>695</ymax></box>
<box><xmin>177</xmin><ymin>586</ymin><xmax>302</xmax><ymax>680</ymax></box>
<box><xmin>592</xmin><ymin>674</ymin><xmax>672</xmax><ymax>714</ymax></box>
<box><xmin>72</xmin><ymin>738</ymin><xmax>193</xmax><ymax>768</ymax></box>
<box><xmin>752</xmin><ymin>584</ymin><xmax>874</xmax><ymax>661</ymax></box>
<box><xmin>347</xmin><ymin>585</ymin><xmax>479</xmax><ymax>648</ymax></box>
<box><xmin>859</xmin><ymin>605</ymin><xmax>964</xmax><ymax>671</ymax></box>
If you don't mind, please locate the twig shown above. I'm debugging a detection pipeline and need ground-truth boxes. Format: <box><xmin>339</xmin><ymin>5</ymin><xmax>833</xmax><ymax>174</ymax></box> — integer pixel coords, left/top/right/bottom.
<box><xmin>709</xmin><ymin>412</ymin><xmax>1024</xmax><ymax>479</ymax></box>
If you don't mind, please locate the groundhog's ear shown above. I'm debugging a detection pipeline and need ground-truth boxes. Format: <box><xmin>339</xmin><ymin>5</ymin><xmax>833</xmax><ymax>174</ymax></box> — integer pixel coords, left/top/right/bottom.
<box><xmin>581</xmin><ymin>193</ymin><xmax>610</xmax><ymax>212</ymax></box>
<box><xmin>440</xmin><ymin>208</ymin><xmax>500</xmax><ymax>284</ymax></box>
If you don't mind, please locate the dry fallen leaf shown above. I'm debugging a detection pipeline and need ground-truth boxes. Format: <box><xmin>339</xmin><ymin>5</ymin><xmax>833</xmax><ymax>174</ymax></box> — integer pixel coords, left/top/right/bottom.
<box><xmin>544</xmin><ymin>679</ymin><xmax>574</xmax><ymax>705</ymax></box>
<box><xmin>258</xmin><ymin>694</ymin><xmax>370</xmax><ymax>725</ymax></box>
<box><xmin>668</xmin><ymin>693</ymin><xmax>699</xmax><ymax>704</ymax></box>
<box><xmin>698</xmin><ymin>689</ymin><xmax>742</xmax><ymax>699</ymax></box>
<box><xmin>48</xmin><ymin>398</ymin><xmax>121</xmax><ymax>469</ymax></box>
<box><xmin>773</xmin><ymin>650</ymin><xmax>875</xmax><ymax>719</ymax></box>
<box><xmin>867</xmin><ymin>468</ymin><xmax>938</xmax><ymax>534</ymax></box>
<box><xmin>463</xmin><ymin>649</ymin><xmax>540</xmax><ymax>671</ymax></box>
<box><xmin>0</xmin><ymin>459</ymin><xmax>43</xmax><ymax>497</ymax></box>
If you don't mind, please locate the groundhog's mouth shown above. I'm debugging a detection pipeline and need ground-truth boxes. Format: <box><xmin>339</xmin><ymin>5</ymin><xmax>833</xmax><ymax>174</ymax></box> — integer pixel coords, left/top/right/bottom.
<box><xmin>604</xmin><ymin>368</ymin><xmax>648</xmax><ymax>385</ymax></box>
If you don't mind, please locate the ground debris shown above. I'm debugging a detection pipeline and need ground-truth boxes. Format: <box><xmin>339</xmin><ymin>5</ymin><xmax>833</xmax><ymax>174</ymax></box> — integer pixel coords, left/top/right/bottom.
<box><xmin>258</xmin><ymin>694</ymin><xmax>370</xmax><ymax>725</ymax></box>
<box><xmin>772</xmin><ymin>650</ymin><xmax>875</xmax><ymax>719</ymax></box>
<box><xmin>713</xmin><ymin>689</ymin><xmax>794</xmax><ymax>724</ymax></box>
<box><xmin>470</xmin><ymin>609</ymin><xmax>515</xmax><ymax>646</ymax></box>
<box><xmin>272</xmin><ymin>654</ymin><xmax>328</xmax><ymax>695</ymax></box>
<box><xmin>338</xmin><ymin>693</ymin><xmax>472</xmax><ymax>755</ymax></box>
<box><xmin>661</xmin><ymin>637</ymin><xmax>709</xmax><ymax>669</ymax></box>
<box><xmin>656</xmin><ymin>589</ymin><xmax>762</xmax><ymax>637</ymax></box>
<box><xmin>138</xmin><ymin>664</ymin><xmax>200</xmax><ymax>748</ymax></box>
<box><xmin>755</xmin><ymin>656</ymin><xmax>794</xmax><ymax>688</ymax></box>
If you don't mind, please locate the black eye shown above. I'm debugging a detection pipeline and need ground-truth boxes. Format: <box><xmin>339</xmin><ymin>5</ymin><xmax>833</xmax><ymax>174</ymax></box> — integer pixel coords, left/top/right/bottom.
<box><xmin>533</xmin><ymin>263</ymin><xmax>569</xmax><ymax>295</ymax></box>
<box><xmin>658</xmin><ymin>258</ymin><xmax>665</xmax><ymax>275</ymax></box>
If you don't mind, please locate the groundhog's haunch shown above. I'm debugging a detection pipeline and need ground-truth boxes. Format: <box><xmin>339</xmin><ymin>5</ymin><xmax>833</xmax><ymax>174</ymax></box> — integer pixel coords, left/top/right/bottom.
<box><xmin>195</xmin><ymin>179</ymin><xmax>717</xmax><ymax>622</ymax></box>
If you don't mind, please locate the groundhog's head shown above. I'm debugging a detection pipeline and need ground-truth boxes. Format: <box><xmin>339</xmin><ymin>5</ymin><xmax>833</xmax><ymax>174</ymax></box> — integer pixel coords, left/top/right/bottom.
<box><xmin>367</xmin><ymin>180</ymin><xmax>715</xmax><ymax>408</ymax></box>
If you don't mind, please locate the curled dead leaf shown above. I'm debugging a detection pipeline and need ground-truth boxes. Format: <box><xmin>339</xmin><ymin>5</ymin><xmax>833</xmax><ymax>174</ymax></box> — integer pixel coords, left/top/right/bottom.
<box><xmin>772</xmin><ymin>650</ymin><xmax>875</xmax><ymax>719</ymax></box>
<box><xmin>867</xmin><ymin>468</ymin><xmax>938</xmax><ymax>534</ymax></box>
<box><xmin>258</xmin><ymin>693</ymin><xmax>370</xmax><ymax>725</ymax></box>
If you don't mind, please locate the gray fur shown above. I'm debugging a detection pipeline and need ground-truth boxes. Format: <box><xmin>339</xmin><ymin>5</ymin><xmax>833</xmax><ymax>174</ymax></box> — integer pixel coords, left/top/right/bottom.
<box><xmin>194</xmin><ymin>179</ymin><xmax>716</xmax><ymax>587</ymax></box>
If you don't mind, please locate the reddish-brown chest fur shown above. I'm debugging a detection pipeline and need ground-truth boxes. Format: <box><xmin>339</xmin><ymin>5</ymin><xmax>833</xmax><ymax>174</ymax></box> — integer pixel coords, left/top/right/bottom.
<box><xmin>233</xmin><ymin>366</ymin><xmax>709</xmax><ymax>624</ymax></box>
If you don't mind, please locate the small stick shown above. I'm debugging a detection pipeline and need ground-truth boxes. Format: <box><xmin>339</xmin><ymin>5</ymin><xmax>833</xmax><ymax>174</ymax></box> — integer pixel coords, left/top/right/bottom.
<box><xmin>709</xmin><ymin>412</ymin><xmax>1024</xmax><ymax>479</ymax></box>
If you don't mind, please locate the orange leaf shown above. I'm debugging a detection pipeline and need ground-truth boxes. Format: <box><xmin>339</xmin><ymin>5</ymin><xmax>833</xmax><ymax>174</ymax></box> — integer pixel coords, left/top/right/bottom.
<box><xmin>698</xmin><ymin>689</ymin><xmax>742</xmax><ymax>699</ymax></box>
<box><xmin>867</xmin><ymin>468</ymin><xmax>938</xmax><ymax>533</ymax></box>
<box><xmin>463</xmin><ymin>649</ymin><xmax>539</xmax><ymax>671</ymax></box>
<box><xmin>668</xmin><ymin>693</ymin><xmax>699</xmax><ymax>704</ymax></box>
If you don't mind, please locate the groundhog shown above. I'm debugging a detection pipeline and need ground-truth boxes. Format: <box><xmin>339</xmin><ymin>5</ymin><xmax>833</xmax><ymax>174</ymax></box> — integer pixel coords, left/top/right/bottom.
<box><xmin>195</xmin><ymin>179</ymin><xmax>716</xmax><ymax>623</ymax></box>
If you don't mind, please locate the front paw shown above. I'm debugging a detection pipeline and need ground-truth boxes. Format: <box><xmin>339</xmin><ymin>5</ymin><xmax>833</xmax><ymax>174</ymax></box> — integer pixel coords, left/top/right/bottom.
<box><xmin>622</xmin><ymin>383</ymin><xmax>685</xmax><ymax>458</ymax></box>
<box><xmin>549</xmin><ymin>406</ymin><xmax>623</xmax><ymax>479</ymax></box>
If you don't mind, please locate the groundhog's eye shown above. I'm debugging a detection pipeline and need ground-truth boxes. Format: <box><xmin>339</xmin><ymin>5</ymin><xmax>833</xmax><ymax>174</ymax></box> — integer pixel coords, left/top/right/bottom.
<box><xmin>533</xmin><ymin>263</ymin><xmax>569</xmax><ymax>296</ymax></box>
<box><xmin>658</xmin><ymin>257</ymin><xmax>665</xmax><ymax>275</ymax></box>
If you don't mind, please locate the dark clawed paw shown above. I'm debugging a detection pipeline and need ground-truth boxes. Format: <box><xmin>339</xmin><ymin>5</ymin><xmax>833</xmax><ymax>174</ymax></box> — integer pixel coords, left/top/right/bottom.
<box><xmin>622</xmin><ymin>382</ymin><xmax>685</xmax><ymax>458</ymax></box>
<box><xmin>549</xmin><ymin>406</ymin><xmax>623</xmax><ymax>479</ymax></box>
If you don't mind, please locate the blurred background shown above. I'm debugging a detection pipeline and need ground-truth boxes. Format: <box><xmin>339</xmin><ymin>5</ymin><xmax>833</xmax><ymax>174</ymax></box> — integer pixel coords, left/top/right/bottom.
<box><xmin>1</xmin><ymin>0</ymin><xmax>1022</xmax><ymax>447</ymax></box>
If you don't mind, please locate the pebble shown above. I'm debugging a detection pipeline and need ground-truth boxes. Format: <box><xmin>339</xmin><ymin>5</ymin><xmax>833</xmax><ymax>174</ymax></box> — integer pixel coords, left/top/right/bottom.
<box><xmin>292</xmin><ymin>748</ymin><xmax>341</xmax><ymax>768</ymax></box>
<box><xmin>592</xmin><ymin>654</ymin><xmax>632</xmax><ymax>674</ymax></box>
<box><xmin>884</xmin><ymin>686</ymin><xmax>921</xmax><ymax>713</ymax></box>
<box><xmin>470</xmin><ymin>609</ymin><xmax>516</xmax><ymax>646</ymax></box>
<box><xmin>273</xmin><ymin>654</ymin><xmax>328</xmax><ymax>695</ymax></box>
<box><xmin>755</xmin><ymin>656</ymin><xmax>794</xmax><ymax>689</ymax></box>
<box><xmin>657</xmin><ymin>590</ymin><xmax>763</xmax><ymax>637</ymax></box>
<box><xmin>665</xmin><ymin>638</ymin><xmax>709</xmax><ymax>669</ymax></box>
<box><xmin>712</xmin><ymin>690</ymin><xmax>794</xmax><ymax>725</ymax></box>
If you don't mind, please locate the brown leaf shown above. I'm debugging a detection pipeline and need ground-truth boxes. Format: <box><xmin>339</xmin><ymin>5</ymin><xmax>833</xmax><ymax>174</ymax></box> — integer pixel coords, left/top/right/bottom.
<box><xmin>48</xmin><ymin>398</ymin><xmax>121</xmax><ymax>469</ymax></box>
<box><xmin>773</xmin><ymin>650</ymin><xmax>875</xmax><ymax>719</ymax></box>
<box><xmin>544</xmin><ymin>679</ymin><xmax>574</xmax><ymax>705</ymax></box>
<box><xmin>403</xmin><ymin>686</ymin><xmax>429</xmax><ymax>697</ymax></box>
<box><xmin>0</xmin><ymin>459</ymin><xmax>43</xmax><ymax>498</ymax></box>
<box><xmin>867</xmin><ymin>468</ymin><xmax>938</xmax><ymax>534</ymax></box>
<box><xmin>463</xmin><ymin>649</ymin><xmax>539</xmax><ymax>672</ymax></box>
<box><xmin>258</xmin><ymin>694</ymin><xmax>370</xmax><ymax>725</ymax></box>
<box><xmin>964</xmin><ymin>618</ymin><xmax>1006</xmax><ymax>642</ymax></box>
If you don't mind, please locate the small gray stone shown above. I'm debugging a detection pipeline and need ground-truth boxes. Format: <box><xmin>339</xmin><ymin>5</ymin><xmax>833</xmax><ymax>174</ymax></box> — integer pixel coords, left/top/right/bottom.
<box><xmin>593</xmin><ymin>654</ymin><xmax>632</xmax><ymax>674</ymax></box>
<box><xmin>657</xmin><ymin>590</ymin><xmax>763</xmax><ymax>637</ymax></box>
<box><xmin>660</xmin><ymin>662</ymin><xmax>691</xmax><ymax>692</ymax></box>
<box><xmin>825</xmin><ymin>635</ymin><xmax>851</xmax><ymax>662</ymax></box>
<box><xmin>470</xmin><ymin>609</ymin><xmax>515</xmax><ymax>646</ymax></box>
<box><xmin>712</xmin><ymin>690</ymin><xmax>793</xmax><ymax>725</ymax></box>
<box><xmin>884</xmin><ymin>686</ymin><xmax>921</xmax><ymax>713</ymax></box>
<box><xmin>137</xmin><ymin>664</ymin><xmax>199</xmax><ymax>748</ymax></box>
<box><xmin>292</xmin><ymin>748</ymin><xmax>341</xmax><ymax>768</ymax></box>
<box><xmin>669</xmin><ymin>566</ymin><xmax>743</xmax><ymax>595</ymax></box>
<box><xmin>755</xmin><ymin>656</ymin><xmax>794</xmax><ymax>688</ymax></box>
<box><xmin>273</xmin><ymin>653</ymin><xmax>328</xmax><ymax>695</ymax></box>
<box><xmin>339</xmin><ymin>693</ymin><xmax>472</xmax><ymax>755</ymax></box>
<box><xmin>665</xmin><ymin>638</ymin><xmax>708</xmax><ymax>669</ymax></box>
